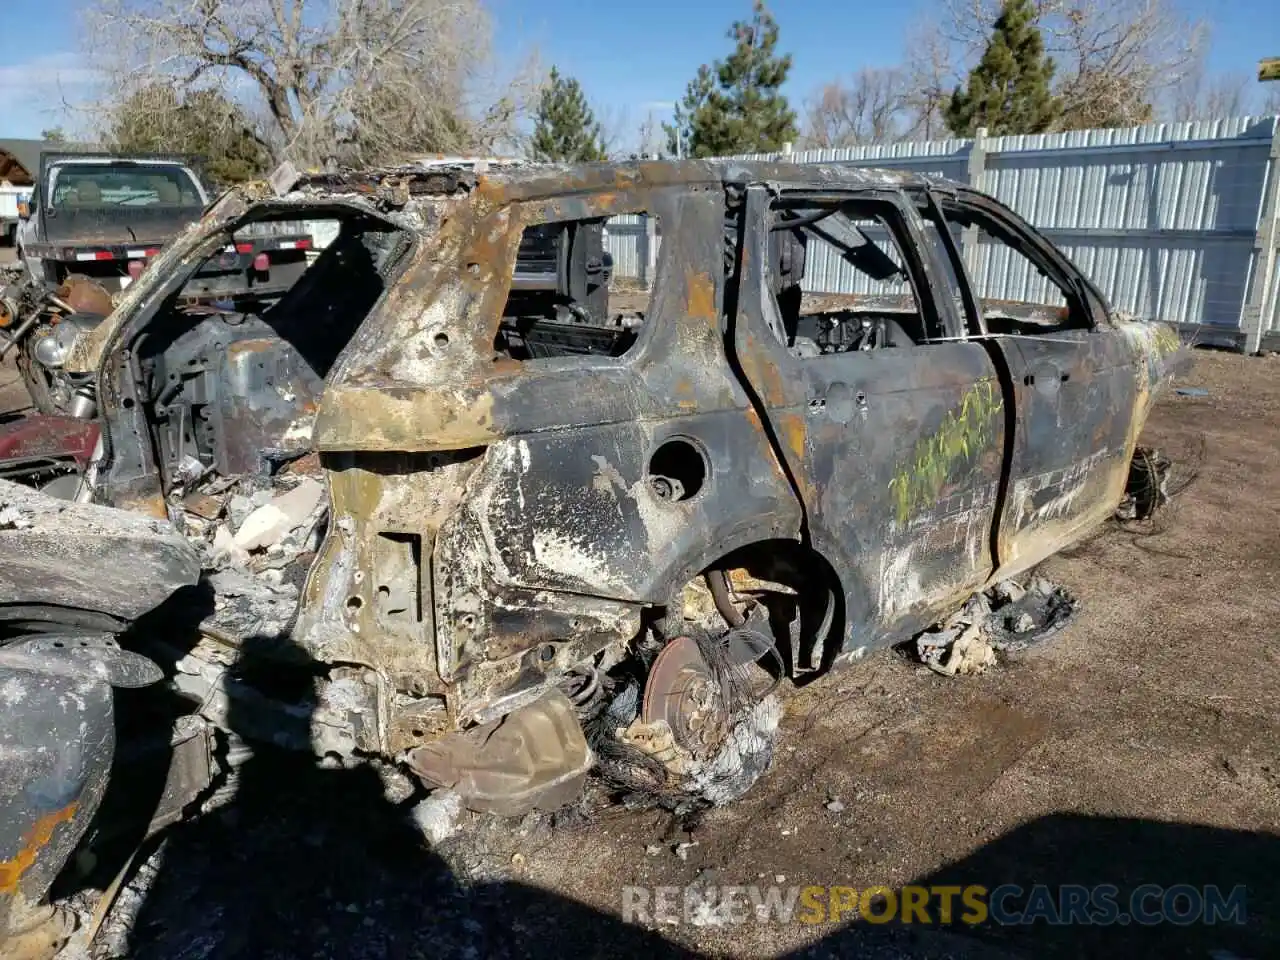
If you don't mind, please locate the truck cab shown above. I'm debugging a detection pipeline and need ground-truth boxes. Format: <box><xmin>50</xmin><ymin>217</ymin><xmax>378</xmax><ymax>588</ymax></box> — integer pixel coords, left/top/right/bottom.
<box><xmin>19</xmin><ymin>155</ymin><xmax>209</xmax><ymax>291</ymax></box>
<box><xmin>18</xmin><ymin>154</ymin><xmax>313</xmax><ymax>297</ymax></box>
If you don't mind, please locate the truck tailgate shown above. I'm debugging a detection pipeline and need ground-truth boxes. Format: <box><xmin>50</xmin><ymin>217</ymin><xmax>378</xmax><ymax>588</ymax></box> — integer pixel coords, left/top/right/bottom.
<box><xmin>38</xmin><ymin>204</ymin><xmax>204</xmax><ymax>248</ymax></box>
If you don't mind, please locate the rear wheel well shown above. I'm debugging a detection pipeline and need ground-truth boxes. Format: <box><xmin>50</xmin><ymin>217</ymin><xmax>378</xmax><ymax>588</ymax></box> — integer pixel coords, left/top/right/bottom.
<box><xmin>695</xmin><ymin>539</ymin><xmax>845</xmax><ymax>683</ymax></box>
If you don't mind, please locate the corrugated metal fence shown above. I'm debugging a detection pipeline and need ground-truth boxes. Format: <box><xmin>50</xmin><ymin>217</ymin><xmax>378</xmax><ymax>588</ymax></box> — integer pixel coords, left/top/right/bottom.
<box><xmin>605</xmin><ymin>214</ymin><xmax>660</xmax><ymax>285</ymax></box>
<box><xmin>605</xmin><ymin>116</ymin><xmax>1280</xmax><ymax>352</ymax></box>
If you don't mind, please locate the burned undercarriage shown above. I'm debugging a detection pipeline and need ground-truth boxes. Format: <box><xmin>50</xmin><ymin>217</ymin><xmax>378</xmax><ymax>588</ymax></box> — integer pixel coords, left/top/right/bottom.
<box><xmin>1</xmin><ymin>157</ymin><xmax>1191</xmax><ymax>956</ymax></box>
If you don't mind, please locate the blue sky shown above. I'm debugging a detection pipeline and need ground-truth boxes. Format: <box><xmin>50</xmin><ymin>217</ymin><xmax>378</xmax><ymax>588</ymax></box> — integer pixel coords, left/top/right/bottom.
<box><xmin>2</xmin><ymin>0</ymin><xmax>1278</xmax><ymax>143</ymax></box>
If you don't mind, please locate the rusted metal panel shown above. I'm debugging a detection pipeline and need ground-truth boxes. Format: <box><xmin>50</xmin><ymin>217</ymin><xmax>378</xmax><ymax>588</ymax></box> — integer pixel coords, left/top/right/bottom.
<box><xmin>994</xmin><ymin>329</ymin><xmax>1136</xmax><ymax>573</ymax></box>
<box><xmin>735</xmin><ymin>185</ymin><xmax>1007</xmax><ymax>650</ymax></box>
<box><xmin>299</xmin><ymin>184</ymin><xmax>803</xmax><ymax>731</ymax></box>
<box><xmin>0</xmin><ymin>417</ymin><xmax>100</xmax><ymax>474</ymax></box>
<box><xmin>0</xmin><ymin>650</ymin><xmax>113</xmax><ymax>946</ymax></box>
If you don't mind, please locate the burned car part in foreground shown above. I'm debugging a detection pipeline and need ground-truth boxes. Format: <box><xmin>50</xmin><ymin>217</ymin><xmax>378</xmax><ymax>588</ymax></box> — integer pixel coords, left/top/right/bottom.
<box><xmin>0</xmin><ymin>269</ymin><xmax>114</xmax><ymax>420</ymax></box>
<box><xmin>0</xmin><ymin>481</ymin><xmax>212</xmax><ymax>960</ymax></box>
<box><xmin>52</xmin><ymin>159</ymin><xmax>1187</xmax><ymax>818</ymax></box>
<box><xmin>908</xmin><ymin>575</ymin><xmax>1080</xmax><ymax>676</ymax></box>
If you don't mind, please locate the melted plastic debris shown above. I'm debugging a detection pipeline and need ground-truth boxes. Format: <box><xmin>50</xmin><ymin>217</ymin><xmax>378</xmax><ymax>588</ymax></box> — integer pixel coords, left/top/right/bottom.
<box><xmin>201</xmin><ymin>567</ymin><xmax>300</xmax><ymax>642</ymax></box>
<box><xmin>167</xmin><ymin>464</ymin><xmax>329</xmax><ymax>643</ymax></box>
<box><xmin>411</xmin><ymin>789</ymin><xmax>464</xmax><ymax>845</ymax></box>
<box><xmin>682</xmin><ymin>694</ymin><xmax>781</xmax><ymax>806</ymax></box>
<box><xmin>911</xmin><ymin>576</ymin><xmax>1080</xmax><ymax>675</ymax></box>
<box><xmin>0</xmin><ymin>504</ymin><xmax>34</xmax><ymax>530</ymax></box>
<box><xmin>984</xmin><ymin>576</ymin><xmax>1079</xmax><ymax>652</ymax></box>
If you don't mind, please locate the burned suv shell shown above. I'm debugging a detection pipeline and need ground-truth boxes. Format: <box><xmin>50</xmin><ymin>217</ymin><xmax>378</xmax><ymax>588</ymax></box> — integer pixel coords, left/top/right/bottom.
<box><xmin>61</xmin><ymin>160</ymin><xmax>1186</xmax><ymax>814</ymax></box>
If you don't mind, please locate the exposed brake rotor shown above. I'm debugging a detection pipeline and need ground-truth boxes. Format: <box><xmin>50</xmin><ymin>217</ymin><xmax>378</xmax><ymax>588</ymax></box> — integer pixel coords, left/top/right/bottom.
<box><xmin>641</xmin><ymin>636</ymin><xmax>730</xmax><ymax>758</ymax></box>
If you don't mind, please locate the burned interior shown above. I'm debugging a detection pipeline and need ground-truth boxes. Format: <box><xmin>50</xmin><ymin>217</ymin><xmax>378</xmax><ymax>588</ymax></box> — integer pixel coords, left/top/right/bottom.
<box><xmin>767</xmin><ymin>195</ymin><xmax>942</xmax><ymax>354</ymax></box>
<box><xmin>494</xmin><ymin>216</ymin><xmax>638</xmax><ymax>360</ymax></box>
<box><xmin>130</xmin><ymin>209</ymin><xmax>411</xmax><ymax>486</ymax></box>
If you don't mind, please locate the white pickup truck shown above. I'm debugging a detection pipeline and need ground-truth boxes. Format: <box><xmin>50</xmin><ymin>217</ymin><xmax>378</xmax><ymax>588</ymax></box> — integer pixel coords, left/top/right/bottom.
<box><xmin>0</xmin><ymin>181</ymin><xmax>32</xmax><ymax>246</ymax></box>
<box><xmin>16</xmin><ymin>153</ymin><xmax>314</xmax><ymax>296</ymax></box>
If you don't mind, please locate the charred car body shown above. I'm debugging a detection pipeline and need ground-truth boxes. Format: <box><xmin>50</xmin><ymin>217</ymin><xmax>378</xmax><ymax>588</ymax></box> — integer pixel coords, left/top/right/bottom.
<box><xmin>1</xmin><ymin>159</ymin><xmax>1186</xmax><ymax>950</ymax></box>
<box><xmin>0</xmin><ymin>482</ymin><xmax>213</xmax><ymax>958</ymax></box>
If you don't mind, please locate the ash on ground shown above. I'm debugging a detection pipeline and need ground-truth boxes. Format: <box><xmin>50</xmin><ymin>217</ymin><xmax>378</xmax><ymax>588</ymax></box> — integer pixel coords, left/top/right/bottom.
<box><xmin>905</xmin><ymin>576</ymin><xmax>1080</xmax><ymax>677</ymax></box>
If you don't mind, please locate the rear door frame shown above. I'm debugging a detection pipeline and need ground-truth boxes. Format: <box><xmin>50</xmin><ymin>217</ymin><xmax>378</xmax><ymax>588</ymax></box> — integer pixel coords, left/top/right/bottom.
<box><xmin>916</xmin><ymin>186</ymin><xmax>1139</xmax><ymax>577</ymax></box>
<box><xmin>728</xmin><ymin>181</ymin><xmax>1012</xmax><ymax>658</ymax></box>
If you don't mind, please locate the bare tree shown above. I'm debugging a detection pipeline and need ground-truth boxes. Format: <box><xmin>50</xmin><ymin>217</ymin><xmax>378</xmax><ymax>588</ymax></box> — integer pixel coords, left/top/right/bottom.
<box><xmin>1050</xmin><ymin>0</ymin><xmax>1205</xmax><ymax>127</ymax></box>
<box><xmin>592</xmin><ymin>102</ymin><xmax>632</xmax><ymax>160</ymax></box>
<box><xmin>910</xmin><ymin>0</ymin><xmax>1206</xmax><ymax>131</ymax></box>
<box><xmin>1170</xmin><ymin>67</ymin><xmax>1251</xmax><ymax>121</ymax></box>
<box><xmin>1263</xmin><ymin>85</ymin><xmax>1280</xmax><ymax>116</ymax></box>
<box><xmin>83</xmin><ymin>0</ymin><xmax>538</xmax><ymax>167</ymax></box>
<box><xmin>901</xmin><ymin>19</ymin><xmax>955</xmax><ymax>139</ymax></box>
<box><xmin>635</xmin><ymin>110</ymin><xmax>664</xmax><ymax>159</ymax></box>
<box><xmin>803</xmin><ymin>68</ymin><xmax>910</xmax><ymax>147</ymax></box>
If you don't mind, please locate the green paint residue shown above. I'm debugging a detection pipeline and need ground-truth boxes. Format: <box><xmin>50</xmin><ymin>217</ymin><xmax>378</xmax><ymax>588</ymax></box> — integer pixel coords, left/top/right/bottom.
<box><xmin>1151</xmin><ymin>324</ymin><xmax>1181</xmax><ymax>358</ymax></box>
<box><xmin>888</xmin><ymin>380</ymin><xmax>1002</xmax><ymax>525</ymax></box>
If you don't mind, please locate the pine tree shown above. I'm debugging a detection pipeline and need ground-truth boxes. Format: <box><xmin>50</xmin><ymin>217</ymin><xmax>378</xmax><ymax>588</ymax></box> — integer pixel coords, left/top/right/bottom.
<box><xmin>945</xmin><ymin>0</ymin><xmax>1060</xmax><ymax>137</ymax></box>
<box><xmin>665</xmin><ymin>1</ymin><xmax>798</xmax><ymax>159</ymax></box>
<box><xmin>528</xmin><ymin>68</ymin><xmax>606</xmax><ymax>163</ymax></box>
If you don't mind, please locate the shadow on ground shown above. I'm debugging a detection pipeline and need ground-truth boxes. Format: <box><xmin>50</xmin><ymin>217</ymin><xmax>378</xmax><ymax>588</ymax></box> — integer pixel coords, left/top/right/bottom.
<box><xmin>801</xmin><ymin>814</ymin><xmax>1277</xmax><ymax>960</ymax></box>
<box><xmin>115</xmin><ymin>743</ymin><xmax>1277</xmax><ymax>960</ymax></box>
<box><xmin>103</xmin><ymin>569</ymin><xmax>1277</xmax><ymax>959</ymax></box>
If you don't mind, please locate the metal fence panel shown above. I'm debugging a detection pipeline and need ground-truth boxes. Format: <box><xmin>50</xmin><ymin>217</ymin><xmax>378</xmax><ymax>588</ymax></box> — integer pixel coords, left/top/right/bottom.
<box><xmin>605</xmin><ymin>213</ymin><xmax>661</xmax><ymax>284</ymax></box>
<box><xmin>1267</xmin><ymin>242</ymin><xmax>1280</xmax><ymax>338</ymax></box>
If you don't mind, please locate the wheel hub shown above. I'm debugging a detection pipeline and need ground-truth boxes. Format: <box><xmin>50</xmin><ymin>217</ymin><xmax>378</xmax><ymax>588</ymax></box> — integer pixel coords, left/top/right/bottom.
<box><xmin>641</xmin><ymin>636</ymin><xmax>729</xmax><ymax>757</ymax></box>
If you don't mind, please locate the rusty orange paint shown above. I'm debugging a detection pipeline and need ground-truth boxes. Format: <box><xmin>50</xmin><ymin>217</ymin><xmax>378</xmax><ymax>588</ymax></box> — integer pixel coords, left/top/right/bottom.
<box><xmin>117</xmin><ymin>491</ymin><xmax>169</xmax><ymax>520</ymax></box>
<box><xmin>473</xmin><ymin>174</ymin><xmax>500</xmax><ymax>201</ymax></box>
<box><xmin>490</xmin><ymin>355</ymin><xmax>523</xmax><ymax>376</ymax></box>
<box><xmin>776</xmin><ymin>411</ymin><xmax>808</xmax><ymax>465</ymax></box>
<box><xmin>738</xmin><ymin>333</ymin><xmax>789</xmax><ymax>408</ymax></box>
<box><xmin>685</xmin><ymin>268</ymin><xmax>716</xmax><ymax>324</ymax></box>
<box><xmin>672</xmin><ymin>377</ymin><xmax>697</xmax><ymax>410</ymax></box>
<box><xmin>0</xmin><ymin>803</ymin><xmax>78</xmax><ymax>894</ymax></box>
<box><xmin>226</xmin><ymin>338</ymin><xmax>276</xmax><ymax>357</ymax></box>
<box><xmin>773</xmin><ymin>411</ymin><xmax>814</xmax><ymax>502</ymax></box>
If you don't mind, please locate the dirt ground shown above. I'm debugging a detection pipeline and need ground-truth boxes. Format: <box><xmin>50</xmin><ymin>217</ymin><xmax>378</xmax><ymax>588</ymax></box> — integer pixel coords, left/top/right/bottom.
<box><xmin>3</xmin><ymin>294</ymin><xmax>1275</xmax><ymax>956</ymax></box>
<box><xmin>48</xmin><ymin>348</ymin><xmax>1265</xmax><ymax>960</ymax></box>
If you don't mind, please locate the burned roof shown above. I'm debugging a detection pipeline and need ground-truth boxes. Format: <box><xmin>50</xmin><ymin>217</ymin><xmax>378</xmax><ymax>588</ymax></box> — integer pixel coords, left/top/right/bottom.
<box><xmin>290</xmin><ymin>158</ymin><xmax>963</xmax><ymax>207</ymax></box>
